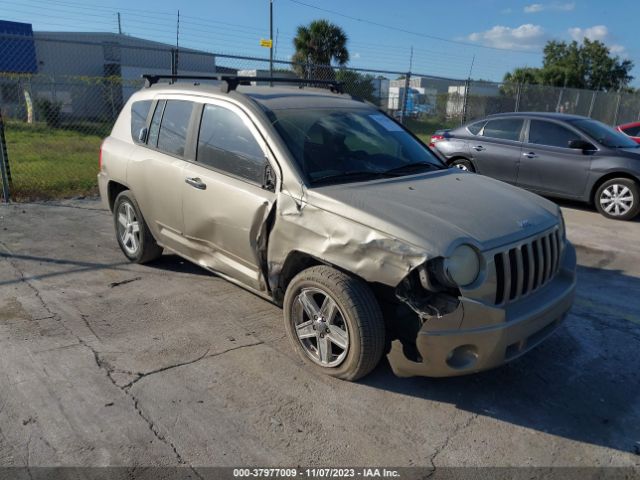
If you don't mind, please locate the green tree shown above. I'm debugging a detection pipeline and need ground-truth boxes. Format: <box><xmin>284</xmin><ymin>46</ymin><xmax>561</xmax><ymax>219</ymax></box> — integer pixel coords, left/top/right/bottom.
<box><xmin>292</xmin><ymin>19</ymin><xmax>349</xmax><ymax>80</ymax></box>
<box><xmin>503</xmin><ymin>39</ymin><xmax>634</xmax><ymax>91</ymax></box>
<box><xmin>335</xmin><ymin>69</ymin><xmax>376</xmax><ymax>102</ymax></box>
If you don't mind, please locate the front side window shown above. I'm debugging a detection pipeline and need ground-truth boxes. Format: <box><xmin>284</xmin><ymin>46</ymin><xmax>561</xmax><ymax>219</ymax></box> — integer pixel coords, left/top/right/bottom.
<box><xmin>131</xmin><ymin>100</ymin><xmax>152</xmax><ymax>144</ymax></box>
<box><xmin>157</xmin><ymin>100</ymin><xmax>194</xmax><ymax>157</ymax></box>
<box><xmin>528</xmin><ymin>120</ymin><xmax>582</xmax><ymax>149</ymax></box>
<box><xmin>268</xmin><ymin>108</ymin><xmax>444</xmax><ymax>185</ymax></box>
<box><xmin>569</xmin><ymin>118</ymin><xmax>639</xmax><ymax>148</ymax></box>
<box><xmin>481</xmin><ymin>118</ymin><xmax>524</xmax><ymax>141</ymax></box>
<box><xmin>197</xmin><ymin>104</ymin><xmax>266</xmax><ymax>183</ymax></box>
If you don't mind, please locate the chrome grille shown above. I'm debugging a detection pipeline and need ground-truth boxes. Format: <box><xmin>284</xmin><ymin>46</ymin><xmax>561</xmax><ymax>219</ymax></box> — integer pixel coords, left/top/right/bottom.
<box><xmin>494</xmin><ymin>229</ymin><xmax>562</xmax><ymax>305</ymax></box>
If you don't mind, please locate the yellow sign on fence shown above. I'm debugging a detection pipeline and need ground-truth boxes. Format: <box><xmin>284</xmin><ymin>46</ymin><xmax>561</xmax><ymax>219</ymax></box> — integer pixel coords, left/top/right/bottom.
<box><xmin>259</xmin><ymin>39</ymin><xmax>273</xmax><ymax>48</ymax></box>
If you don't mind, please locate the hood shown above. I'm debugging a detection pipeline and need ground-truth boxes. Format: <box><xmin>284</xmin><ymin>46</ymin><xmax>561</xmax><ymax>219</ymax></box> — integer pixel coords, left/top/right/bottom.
<box><xmin>305</xmin><ymin>169</ymin><xmax>559</xmax><ymax>254</ymax></box>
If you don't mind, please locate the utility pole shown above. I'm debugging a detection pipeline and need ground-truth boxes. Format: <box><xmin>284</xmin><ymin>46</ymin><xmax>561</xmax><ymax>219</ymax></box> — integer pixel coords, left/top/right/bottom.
<box><xmin>117</xmin><ymin>12</ymin><xmax>122</xmax><ymax>35</ymax></box>
<box><xmin>461</xmin><ymin>54</ymin><xmax>475</xmax><ymax>124</ymax></box>
<box><xmin>399</xmin><ymin>46</ymin><xmax>413</xmax><ymax>124</ymax></box>
<box><xmin>269</xmin><ymin>0</ymin><xmax>274</xmax><ymax>85</ymax></box>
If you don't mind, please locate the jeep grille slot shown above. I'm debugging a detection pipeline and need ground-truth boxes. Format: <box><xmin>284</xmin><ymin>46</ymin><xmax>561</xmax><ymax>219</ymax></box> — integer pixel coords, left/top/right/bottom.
<box><xmin>493</xmin><ymin>228</ymin><xmax>562</xmax><ymax>305</ymax></box>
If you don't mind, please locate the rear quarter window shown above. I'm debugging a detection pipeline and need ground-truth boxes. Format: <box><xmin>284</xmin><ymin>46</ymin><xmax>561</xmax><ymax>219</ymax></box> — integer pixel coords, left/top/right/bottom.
<box><xmin>466</xmin><ymin>121</ymin><xmax>486</xmax><ymax>135</ymax></box>
<box><xmin>130</xmin><ymin>100</ymin><xmax>152</xmax><ymax>144</ymax></box>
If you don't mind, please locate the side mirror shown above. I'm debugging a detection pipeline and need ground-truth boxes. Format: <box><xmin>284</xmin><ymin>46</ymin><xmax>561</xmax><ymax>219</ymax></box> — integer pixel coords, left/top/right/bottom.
<box><xmin>568</xmin><ymin>139</ymin><xmax>596</xmax><ymax>151</ymax></box>
<box><xmin>263</xmin><ymin>163</ymin><xmax>276</xmax><ymax>192</ymax></box>
<box><xmin>138</xmin><ymin>127</ymin><xmax>148</xmax><ymax>143</ymax></box>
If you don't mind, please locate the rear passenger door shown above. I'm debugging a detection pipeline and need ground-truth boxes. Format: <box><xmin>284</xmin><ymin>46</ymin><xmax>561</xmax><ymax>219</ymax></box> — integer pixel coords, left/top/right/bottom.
<box><xmin>180</xmin><ymin>101</ymin><xmax>277</xmax><ymax>292</ymax></box>
<box><xmin>471</xmin><ymin>118</ymin><xmax>524</xmax><ymax>184</ymax></box>
<box><xmin>517</xmin><ymin>119</ymin><xmax>591</xmax><ymax>198</ymax></box>
<box><xmin>127</xmin><ymin>98</ymin><xmax>197</xmax><ymax>251</ymax></box>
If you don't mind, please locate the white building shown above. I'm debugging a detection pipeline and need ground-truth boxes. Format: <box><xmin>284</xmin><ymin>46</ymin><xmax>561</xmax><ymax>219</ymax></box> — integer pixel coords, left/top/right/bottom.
<box><xmin>445</xmin><ymin>84</ymin><xmax>501</xmax><ymax>117</ymax></box>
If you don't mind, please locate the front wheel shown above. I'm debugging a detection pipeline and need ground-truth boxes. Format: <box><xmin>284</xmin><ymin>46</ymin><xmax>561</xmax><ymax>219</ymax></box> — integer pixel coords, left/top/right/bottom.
<box><xmin>450</xmin><ymin>158</ymin><xmax>475</xmax><ymax>172</ymax></box>
<box><xmin>594</xmin><ymin>178</ymin><xmax>640</xmax><ymax>220</ymax></box>
<box><xmin>283</xmin><ymin>266</ymin><xmax>386</xmax><ymax>381</ymax></box>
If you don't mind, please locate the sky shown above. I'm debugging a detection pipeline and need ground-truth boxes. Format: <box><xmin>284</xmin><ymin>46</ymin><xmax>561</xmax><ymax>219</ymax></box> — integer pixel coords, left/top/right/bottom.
<box><xmin>4</xmin><ymin>0</ymin><xmax>639</xmax><ymax>85</ymax></box>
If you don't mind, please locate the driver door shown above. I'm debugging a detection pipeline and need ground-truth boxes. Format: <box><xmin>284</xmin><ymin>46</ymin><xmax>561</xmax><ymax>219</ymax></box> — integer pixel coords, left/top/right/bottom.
<box><xmin>181</xmin><ymin>101</ymin><xmax>277</xmax><ymax>292</ymax></box>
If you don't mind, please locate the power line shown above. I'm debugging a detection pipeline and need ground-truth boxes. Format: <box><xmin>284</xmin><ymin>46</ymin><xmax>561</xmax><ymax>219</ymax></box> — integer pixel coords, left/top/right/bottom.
<box><xmin>286</xmin><ymin>0</ymin><xmax>541</xmax><ymax>55</ymax></box>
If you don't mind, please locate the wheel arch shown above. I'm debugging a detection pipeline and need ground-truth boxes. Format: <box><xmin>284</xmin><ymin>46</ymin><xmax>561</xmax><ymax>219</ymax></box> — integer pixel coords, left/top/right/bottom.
<box><xmin>273</xmin><ymin>250</ymin><xmax>371</xmax><ymax>306</ymax></box>
<box><xmin>448</xmin><ymin>156</ymin><xmax>476</xmax><ymax>170</ymax></box>
<box><xmin>589</xmin><ymin>172</ymin><xmax>640</xmax><ymax>204</ymax></box>
<box><xmin>107</xmin><ymin>180</ymin><xmax>129</xmax><ymax>212</ymax></box>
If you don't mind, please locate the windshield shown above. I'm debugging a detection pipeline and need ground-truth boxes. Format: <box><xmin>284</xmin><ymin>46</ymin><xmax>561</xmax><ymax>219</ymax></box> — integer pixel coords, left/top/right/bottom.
<box><xmin>568</xmin><ymin>118</ymin><xmax>639</xmax><ymax>148</ymax></box>
<box><xmin>268</xmin><ymin>108</ymin><xmax>445</xmax><ymax>185</ymax></box>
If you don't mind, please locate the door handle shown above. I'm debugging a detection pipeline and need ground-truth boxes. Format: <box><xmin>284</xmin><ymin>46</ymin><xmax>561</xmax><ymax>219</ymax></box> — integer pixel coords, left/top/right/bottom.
<box><xmin>522</xmin><ymin>152</ymin><xmax>537</xmax><ymax>159</ymax></box>
<box><xmin>185</xmin><ymin>177</ymin><xmax>207</xmax><ymax>190</ymax></box>
<box><xmin>473</xmin><ymin>145</ymin><xmax>485</xmax><ymax>151</ymax></box>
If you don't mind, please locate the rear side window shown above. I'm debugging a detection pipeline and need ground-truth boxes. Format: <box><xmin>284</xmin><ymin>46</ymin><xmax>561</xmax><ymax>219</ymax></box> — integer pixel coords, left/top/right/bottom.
<box><xmin>196</xmin><ymin>104</ymin><xmax>266</xmax><ymax>184</ymax></box>
<box><xmin>130</xmin><ymin>100</ymin><xmax>152</xmax><ymax>144</ymax></box>
<box><xmin>622</xmin><ymin>125</ymin><xmax>640</xmax><ymax>137</ymax></box>
<box><xmin>528</xmin><ymin>120</ymin><xmax>581</xmax><ymax>148</ymax></box>
<box><xmin>157</xmin><ymin>100</ymin><xmax>194</xmax><ymax>157</ymax></box>
<box><xmin>467</xmin><ymin>121</ymin><xmax>486</xmax><ymax>135</ymax></box>
<box><xmin>482</xmin><ymin>118</ymin><xmax>524</xmax><ymax>141</ymax></box>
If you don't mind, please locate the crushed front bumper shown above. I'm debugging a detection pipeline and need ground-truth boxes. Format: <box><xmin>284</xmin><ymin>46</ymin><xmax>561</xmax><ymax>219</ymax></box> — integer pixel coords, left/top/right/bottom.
<box><xmin>388</xmin><ymin>243</ymin><xmax>577</xmax><ymax>378</ymax></box>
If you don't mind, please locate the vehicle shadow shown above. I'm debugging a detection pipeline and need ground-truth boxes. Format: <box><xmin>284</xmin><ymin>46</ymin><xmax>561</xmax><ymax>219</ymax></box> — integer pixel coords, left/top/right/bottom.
<box><xmin>363</xmin><ymin>264</ymin><xmax>640</xmax><ymax>456</ymax></box>
<box><xmin>146</xmin><ymin>254</ymin><xmax>214</xmax><ymax>277</ymax></box>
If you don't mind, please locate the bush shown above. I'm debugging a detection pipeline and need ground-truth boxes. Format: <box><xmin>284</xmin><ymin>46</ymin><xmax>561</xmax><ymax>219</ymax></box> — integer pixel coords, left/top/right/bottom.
<box><xmin>34</xmin><ymin>97</ymin><xmax>63</xmax><ymax>128</ymax></box>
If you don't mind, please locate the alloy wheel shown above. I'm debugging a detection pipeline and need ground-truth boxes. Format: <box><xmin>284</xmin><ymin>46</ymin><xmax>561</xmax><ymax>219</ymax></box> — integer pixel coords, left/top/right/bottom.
<box><xmin>600</xmin><ymin>184</ymin><xmax>635</xmax><ymax>217</ymax></box>
<box><xmin>293</xmin><ymin>287</ymin><xmax>349</xmax><ymax>367</ymax></box>
<box><xmin>117</xmin><ymin>201</ymin><xmax>141</xmax><ymax>256</ymax></box>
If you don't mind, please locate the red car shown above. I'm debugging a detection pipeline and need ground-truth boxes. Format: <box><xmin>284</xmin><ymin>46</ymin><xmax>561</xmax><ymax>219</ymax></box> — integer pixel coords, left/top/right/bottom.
<box><xmin>616</xmin><ymin>121</ymin><xmax>640</xmax><ymax>143</ymax></box>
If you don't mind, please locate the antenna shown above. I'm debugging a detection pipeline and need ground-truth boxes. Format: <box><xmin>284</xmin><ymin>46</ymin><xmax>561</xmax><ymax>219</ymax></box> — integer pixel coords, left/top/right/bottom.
<box><xmin>117</xmin><ymin>12</ymin><xmax>122</xmax><ymax>35</ymax></box>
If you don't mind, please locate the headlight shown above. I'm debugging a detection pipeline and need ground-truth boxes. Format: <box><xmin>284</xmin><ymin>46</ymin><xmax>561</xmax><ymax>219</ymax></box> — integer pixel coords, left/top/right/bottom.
<box><xmin>444</xmin><ymin>244</ymin><xmax>481</xmax><ymax>287</ymax></box>
<box><xmin>558</xmin><ymin>210</ymin><xmax>566</xmax><ymax>242</ymax></box>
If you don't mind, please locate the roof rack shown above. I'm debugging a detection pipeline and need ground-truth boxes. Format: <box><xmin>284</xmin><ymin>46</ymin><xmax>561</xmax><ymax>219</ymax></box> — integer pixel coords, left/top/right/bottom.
<box><xmin>141</xmin><ymin>74</ymin><xmax>344</xmax><ymax>94</ymax></box>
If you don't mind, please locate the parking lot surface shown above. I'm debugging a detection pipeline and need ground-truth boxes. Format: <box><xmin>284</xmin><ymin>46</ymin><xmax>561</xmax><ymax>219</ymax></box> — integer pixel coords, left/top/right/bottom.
<box><xmin>0</xmin><ymin>199</ymin><xmax>639</xmax><ymax>471</ymax></box>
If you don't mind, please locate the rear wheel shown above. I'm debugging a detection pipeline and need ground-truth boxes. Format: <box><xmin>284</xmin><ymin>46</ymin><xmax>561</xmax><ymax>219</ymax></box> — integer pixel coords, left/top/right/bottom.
<box><xmin>450</xmin><ymin>158</ymin><xmax>475</xmax><ymax>172</ymax></box>
<box><xmin>594</xmin><ymin>178</ymin><xmax>640</xmax><ymax>221</ymax></box>
<box><xmin>113</xmin><ymin>191</ymin><xmax>163</xmax><ymax>263</ymax></box>
<box><xmin>283</xmin><ymin>266</ymin><xmax>385</xmax><ymax>381</ymax></box>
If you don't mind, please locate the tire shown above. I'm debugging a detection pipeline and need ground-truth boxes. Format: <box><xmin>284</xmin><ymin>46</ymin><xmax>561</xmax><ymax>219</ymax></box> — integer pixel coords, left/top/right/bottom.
<box><xmin>283</xmin><ymin>266</ymin><xmax>385</xmax><ymax>381</ymax></box>
<box><xmin>450</xmin><ymin>158</ymin><xmax>475</xmax><ymax>172</ymax></box>
<box><xmin>594</xmin><ymin>178</ymin><xmax>640</xmax><ymax>221</ymax></box>
<box><xmin>113</xmin><ymin>190</ymin><xmax>163</xmax><ymax>263</ymax></box>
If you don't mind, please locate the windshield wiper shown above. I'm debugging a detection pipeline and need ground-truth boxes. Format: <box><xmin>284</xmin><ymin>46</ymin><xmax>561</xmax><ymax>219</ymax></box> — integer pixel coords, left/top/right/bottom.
<box><xmin>383</xmin><ymin>162</ymin><xmax>440</xmax><ymax>176</ymax></box>
<box><xmin>311</xmin><ymin>170</ymin><xmax>391</xmax><ymax>185</ymax></box>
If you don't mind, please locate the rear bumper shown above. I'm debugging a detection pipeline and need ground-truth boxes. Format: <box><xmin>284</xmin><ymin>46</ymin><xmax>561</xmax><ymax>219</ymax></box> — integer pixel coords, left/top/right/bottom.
<box><xmin>97</xmin><ymin>172</ymin><xmax>110</xmax><ymax>211</ymax></box>
<box><xmin>387</xmin><ymin>242</ymin><xmax>576</xmax><ymax>377</ymax></box>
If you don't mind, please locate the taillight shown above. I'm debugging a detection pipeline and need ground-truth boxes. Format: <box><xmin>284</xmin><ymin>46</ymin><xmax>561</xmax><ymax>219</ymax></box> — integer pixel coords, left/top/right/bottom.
<box><xmin>429</xmin><ymin>134</ymin><xmax>445</xmax><ymax>147</ymax></box>
<box><xmin>99</xmin><ymin>140</ymin><xmax>105</xmax><ymax>170</ymax></box>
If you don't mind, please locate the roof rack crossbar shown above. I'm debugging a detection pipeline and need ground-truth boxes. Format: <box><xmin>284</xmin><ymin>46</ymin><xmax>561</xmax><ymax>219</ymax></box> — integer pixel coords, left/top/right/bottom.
<box><xmin>141</xmin><ymin>74</ymin><xmax>343</xmax><ymax>94</ymax></box>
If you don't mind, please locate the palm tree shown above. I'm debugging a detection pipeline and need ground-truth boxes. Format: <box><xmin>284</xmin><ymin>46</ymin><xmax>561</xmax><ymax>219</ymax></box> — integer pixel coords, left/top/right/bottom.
<box><xmin>291</xmin><ymin>20</ymin><xmax>349</xmax><ymax>80</ymax></box>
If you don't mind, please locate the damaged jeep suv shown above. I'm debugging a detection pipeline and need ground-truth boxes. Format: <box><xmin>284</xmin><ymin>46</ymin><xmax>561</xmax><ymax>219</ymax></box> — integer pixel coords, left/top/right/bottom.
<box><xmin>99</xmin><ymin>75</ymin><xmax>576</xmax><ymax>381</ymax></box>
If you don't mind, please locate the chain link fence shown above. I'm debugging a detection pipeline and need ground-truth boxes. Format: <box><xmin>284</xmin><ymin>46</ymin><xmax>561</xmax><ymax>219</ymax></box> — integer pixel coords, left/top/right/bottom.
<box><xmin>1</xmin><ymin>32</ymin><xmax>640</xmax><ymax>201</ymax></box>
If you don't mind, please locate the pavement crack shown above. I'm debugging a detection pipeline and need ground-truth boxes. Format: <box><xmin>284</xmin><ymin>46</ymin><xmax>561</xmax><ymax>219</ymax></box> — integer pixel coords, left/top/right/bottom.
<box><xmin>123</xmin><ymin>341</ymin><xmax>264</xmax><ymax>389</ymax></box>
<box><xmin>80</xmin><ymin>313</ymin><xmax>102</xmax><ymax>342</ymax></box>
<box><xmin>0</xmin><ymin>240</ymin><xmax>199</xmax><ymax>472</ymax></box>
<box><xmin>426</xmin><ymin>412</ymin><xmax>479</xmax><ymax>477</ymax></box>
